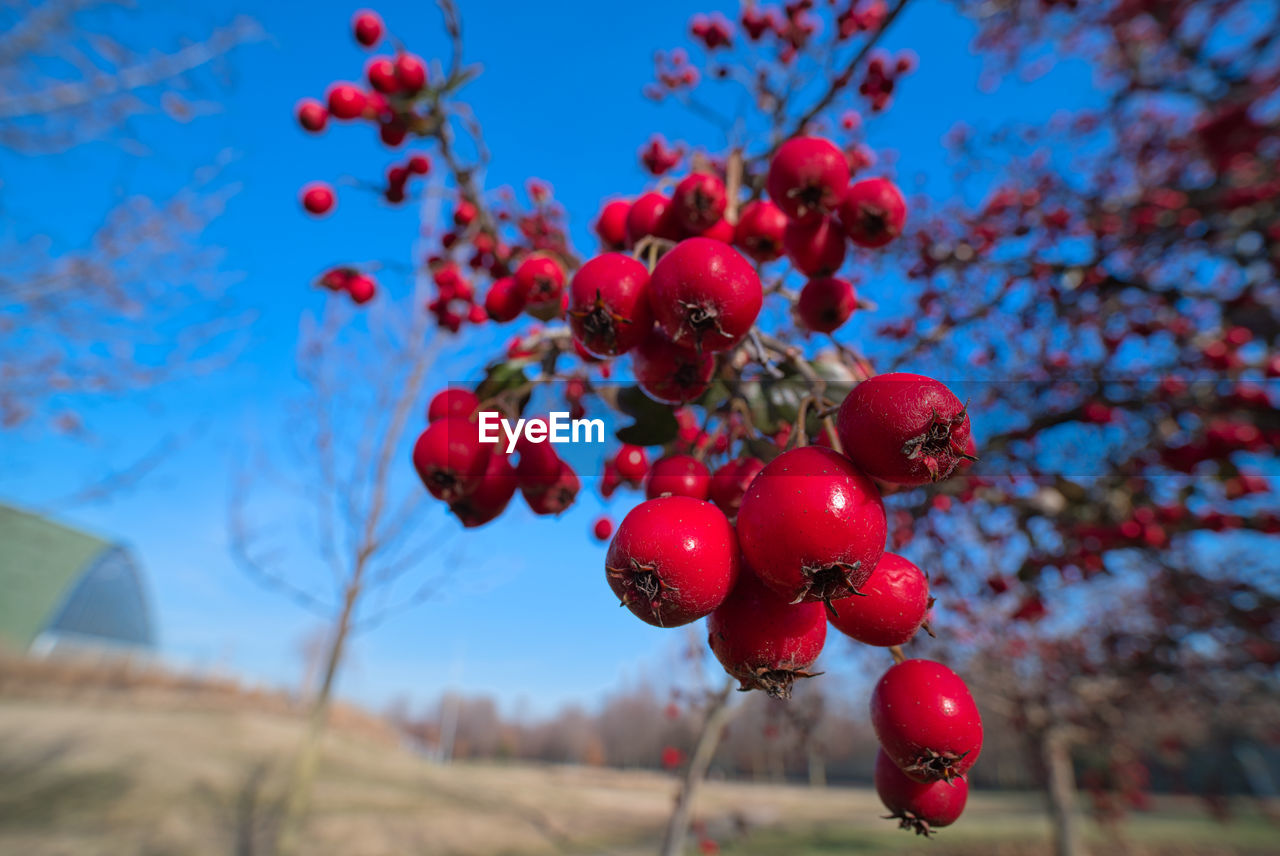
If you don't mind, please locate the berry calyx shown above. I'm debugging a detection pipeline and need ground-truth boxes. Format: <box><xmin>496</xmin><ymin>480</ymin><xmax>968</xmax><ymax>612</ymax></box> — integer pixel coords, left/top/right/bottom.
<box><xmin>352</xmin><ymin>10</ymin><xmax>384</xmax><ymax>47</ymax></box>
<box><xmin>645</xmin><ymin>454</ymin><xmax>711</xmax><ymax>500</ymax></box>
<box><xmin>737</xmin><ymin>446</ymin><xmax>887</xmax><ymax>613</ymax></box>
<box><xmin>301</xmin><ymin>182</ymin><xmax>336</xmax><ymax>216</ymax></box>
<box><xmin>296</xmin><ymin>99</ymin><xmax>328</xmax><ymax>133</ymax></box>
<box><xmin>568</xmin><ymin>253</ymin><xmax>654</xmax><ymax>357</ymax></box>
<box><xmin>672</xmin><ymin>173</ymin><xmax>728</xmax><ymax>233</ymax></box>
<box><xmin>707</xmin><ymin>570</ymin><xmax>827</xmax><ymax>699</ymax></box>
<box><xmin>326</xmin><ymin>83</ymin><xmax>367</xmax><ymax>120</ymax></box>
<box><xmin>708</xmin><ymin>456</ymin><xmax>764</xmax><ymax>519</ymax></box>
<box><xmin>874</xmin><ymin>748</ymin><xmax>968</xmax><ymax>836</ymax></box>
<box><xmin>632</xmin><ymin>329</ymin><xmax>716</xmax><ymax>405</ymax></box>
<box><xmin>783</xmin><ymin>215</ymin><xmax>848</xmax><ymax>276</ymax></box>
<box><xmin>605</xmin><ymin>496</ymin><xmax>739</xmax><ymax>627</ymax></box>
<box><xmin>797</xmin><ymin>277</ymin><xmax>857</xmax><ymax>333</ymax></box>
<box><xmin>648</xmin><ymin>237</ymin><xmax>762</xmax><ymax>352</ymax></box>
<box><xmin>767</xmin><ymin>136</ymin><xmax>850</xmax><ymax>222</ymax></box>
<box><xmin>733</xmin><ymin>200</ymin><xmax>788</xmax><ymax>263</ymax></box>
<box><xmin>412</xmin><ymin>416</ymin><xmax>491</xmax><ymax>503</ymax></box>
<box><xmin>870</xmin><ymin>659</ymin><xmax>983</xmax><ymax>783</ymax></box>
<box><xmin>839</xmin><ymin>177</ymin><xmax>907</xmax><ymax>248</ymax></box>
<box><xmin>827</xmin><ymin>552</ymin><xmax>930</xmax><ymax>647</ymax></box>
<box><xmin>427</xmin><ymin>388</ymin><xmax>479</xmax><ymax>423</ymax></box>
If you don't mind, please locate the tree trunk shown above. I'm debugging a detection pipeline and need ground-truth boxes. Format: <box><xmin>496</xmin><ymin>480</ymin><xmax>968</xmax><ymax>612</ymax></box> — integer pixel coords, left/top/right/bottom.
<box><xmin>1042</xmin><ymin>726</ymin><xmax>1087</xmax><ymax>856</ymax></box>
<box><xmin>807</xmin><ymin>746</ymin><xmax>826</xmax><ymax>788</ymax></box>
<box><xmin>659</xmin><ymin>679</ymin><xmax>737</xmax><ymax>856</ymax></box>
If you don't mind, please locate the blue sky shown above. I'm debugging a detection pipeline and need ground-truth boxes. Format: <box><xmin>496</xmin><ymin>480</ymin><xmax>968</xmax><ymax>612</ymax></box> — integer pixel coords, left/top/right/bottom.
<box><xmin>0</xmin><ymin>0</ymin><xmax>1101</xmax><ymax>717</ymax></box>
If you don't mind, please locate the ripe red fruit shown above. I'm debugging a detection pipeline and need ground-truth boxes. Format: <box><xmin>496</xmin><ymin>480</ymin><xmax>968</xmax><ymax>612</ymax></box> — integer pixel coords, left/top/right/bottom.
<box><xmin>352</xmin><ymin>10</ymin><xmax>384</xmax><ymax>47</ymax></box>
<box><xmin>707</xmin><ymin>570</ymin><xmax>827</xmax><ymax>699</ymax></box>
<box><xmin>366</xmin><ymin>56</ymin><xmax>400</xmax><ymax>93</ymax></box>
<box><xmin>733</xmin><ymin>200</ymin><xmax>788</xmax><ymax>263</ymax></box>
<box><xmin>568</xmin><ymin>253</ymin><xmax>654</xmax><ymax>357</ymax></box>
<box><xmin>296</xmin><ymin>99</ymin><xmax>328</xmax><ymax>133</ymax></box>
<box><xmin>626</xmin><ymin>192</ymin><xmax>679</xmax><ymax>245</ymax></box>
<box><xmin>708</xmin><ymin>456</ymin><xmax>764</xmax><ymax>519</ymax></box>
<box><xmin>379</xmin><ymin>118</ymin><xmax>407</xmax><ymax>147</ymax></box>
<box><xmin>695</xmin><ymin>218</ymin><xmax>734</xmax><ymax>243</ymax></box>
<box><xmin>797</xmin><ymin>277</ymin><xmax>857</xmax><ymax>333</ymax></box>
<box><xmin>395</xmin><ymin>53</ymin><xmax>428</xmax><ymax>92</ymax></box>
<box><xmin>522</xmin><ymin>460</ymin><xmax>579</xmax><ymax>515</ymax></box>
<box><xmin>347</xmin><ymin>274</ymin><xmax>377</xmax><ymax>304</ymax></box>
<box><xmin>412</xmin><ymin>416</ymin><xmax>491</xmax><ymax>503</ymax></box>
<box><xmin>672</xmin><ymin>173</ymin><xmax>728</xmax><ymax>233</ymax></box>
<box><xmin>767</xmin><ymin>136</ymin><xmax>850</xmax><ymax>222</ymax></box>
<box><xmin>450</xmin><ymin>451</ymin><xmax>517</xmax><ymax>528</ymax></box>
<box><xmin>870</xmin><ymin>659</ymin><xmax>983</xmax><ymax>783</ymax></box>
<box><xmin>408</xmin><ymin>154</ymin><xmax>431</xmax><ymax>174</ymax></box>
<box><xmin>515</xmin><ymin>435</ymin><xmax>563</xmax><ymax>493</ymax></box>
<box><xmin>595</xmin><ymin>199</ymin><xmax>631</xmax><ymax>249</ymax></box>
<box><xmin>784</xmin><ymin>216</ymin><xmax>847</xmax><ymax>276</ymax></box>
<box><xmin>326</xmin><ymin>83</ymin><xmax>367</xmax><ymax>120</ymax></box>
<box><xmin>514</xmin><ymin>255</ymin><xmax>565</xmax><ymax>320</ymax></box>
<box><xmin>648</xmin><ymin>238</ymin><xmax>762</xmax><ymax>352</ymax></box>
<box><xmin>645</xmin><ymin>454</ymin><xmax>711</xmax><ymax>500</ymax></box>
<box><xmin>593</xmin><ymin>516</ymin><xmax>613</xmax><ymax>541</ymax></box>
<box><xmin>606</xmin><ymin>496</ymin><xmax>739</xmax><ymax>627</ymax></box>
<box><xmin>836</xmin><ymin>373</ymin><xmax>974</xmax><ymax>485</ymax></box>
<box><xmin>427</xmin><ymin>388</ymin><xmax>479</xmax><ymax>423</ymax></box>
<box><xmin>839</xmin><ymin>178</ymin><xmax>907</xmax><ymax>248</ymax></box>
<box><xmin>827</xmin><ymin>552</ymin><xmax>929</xmax><ymax>646</ymax></box>
<box><xmin>632</xmin><ymin>329</ymin><xmax>716</xmax><ymax>405</ymax></box>
<box><xmin>737</xmin><ymin>446</ymin><xmax>886</xmax><ymax>611</ymax></box>
<box><xmin>485</xmin><ymin>276</ymin><xmax>525</xmax><ymax>322</ymax></box>
<box><xmin>301</xmin><ymin>182</ymin><xmax>336</xmax><ymax>216</ymax></box>
<box><xmin>874</xmin><ymin>748</ymin><xmax>968</xmax><ymax>836</ymax></box>
<box><xmin>614</xmin><ymin>444</ymin><xmax>650</xmax><ymax>484</ymax></box>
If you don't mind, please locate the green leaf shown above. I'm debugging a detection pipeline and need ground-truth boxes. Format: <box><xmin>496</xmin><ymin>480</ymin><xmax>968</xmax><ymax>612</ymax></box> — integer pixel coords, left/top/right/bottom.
<box><xmin>614</xmin><ymin>385</ymin><xmax>679</xmax><ymax>447</ymax></box>
<box><xmin>474</xmin><ymin>358</ymin><xmax>533</xmax><ymax>414</ymax></box>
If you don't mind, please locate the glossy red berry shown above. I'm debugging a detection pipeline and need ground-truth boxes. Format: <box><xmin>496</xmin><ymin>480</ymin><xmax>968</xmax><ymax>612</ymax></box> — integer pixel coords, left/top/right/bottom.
<box><xmin>783</xmin><ymin>216</ymin><xmax>847</xmax><ymax>276</ymax></box>
<box><xmin>301</xmin><ymin>182</ymin><xmax>335</xmax><ymax>216</ymax></box>
<box><xmin>296</xmin><ymin>99</ymin><xmax>328</xmax><ymax>133</ymax></box>
<box><xmin>395</xmin><ymin>53</ymin><xmax>428</xmax><ymax>93</ymax></box>
<box><xmin>836</xmin><ymin>373</ymin><xmax>974</xmax><ymax>485</ymax></box>
<box><xmin>427</xmin><ymin>388</ymin><xmax>479</xmax><ymax>423</ymax></box>
<box><xmin>522</xmin><ymin>460</ymin><xmax>579</xmax><ymax>516</ymax></box>
<box><xmin>737</xmin><ymin>446</ymin><xmax>887</xmax><ymax>611</ymax></box>
<box><xmin>450</xmin><ymin>451</ymin><xmax>517</xmax><ymax>528</ymax></box>
<box><xmin>595</xmin><ymin>199</ymin><xmax>631</xmax><ymax>249</ymax></box>
<box><xmin>707</xmin><ymin>570</ymin><xmax>827</xmax><ymax>699</ymax></box>
<box><xmin>515</xmin><ymin>254</ymin><xmax>566</xmax><ymax>320</ymax></box>
<box><xmin>412</xmin><ymin>416</ymin><xmax>491</xmax><ymax>503</ymax></box>
<box><xmin>767</xmin><ymin>137</ymin><xmax>850</xmax><ymax>222</ymax></box>
<box><xmin>515</xmin><ymin>435</ymin><xmax>563</xmax><ymax>493</ymax></box>
<box><xmin>649</xmin><ymin>238</ymin><xmax>762</xmax><ymax>352</ymax></box>
<box><xmin>645</xmin><ymin>454</ymin><xmax>711</xmax><ymax>500</ymax></box>
<box><xmin>797</xmin><ymin>277</ymin><xmax>857</xmax><ymax>333</ymax></box>
<box><xmin>606</xmin><ymin>496</ymin><xmax>739</xmax><ymax>627</ymax></box>
<box><xmin>708</xmin><ymin>456</ymin><xmax>764</xmax><ymax>519</ymax></box>
<box><xmin>352</xmin><ymin>10</ymin><xmax>384</xmax><ymax>47</ymax></box>
<box><xmin>839</xmin><ymin>178</ymin><xmax>907</xmax><ymax>248</ymax></box>
<box><xmin>593</xmin><ymin>516</ymin><xmax>614</xmax><ymax>541</ymax></box>
<box><xmin>733</xmin><ymin>200</ymin><xmax>788</xmax><ymax>263</ymax></box>
<box><xmin>626</xmin><ymin>192</ymin><xmax>680</xmax><ymax>245</ymax></box>
<box><xmin>695</xmin><ymin>218</ymin><xmax>734</xmax><ymax>243</ymax></box>
<box><xmin>485</xmin><ymin>276</ymin><xmax>525</xmax><ymax>323</ymax></box>
<box><xmin>672</xmin><ymin>173</ymin><xmax>728</xmax><ymax>233</ymax></box>
<box><xmin>366</xmin><ymin>56</ymin><xmax>399</xmax><ymax>93</ymax></box>
<box><xmin>870</xmin><ymin>659</ymin><xmax>983</xmax><ymax>783</ymax></box>
<box><xmin>874</xmin><ymin>748</ymin><xmax>968</xmax><ymax>836</ymax></box>
<box><xmin>632</xmin><ymin>329</ymin><xmax>716</xmax><ymax>405</ymax></box>
<box><xmin>568</xmin><ymin>253</ymin><xmax>654</xmax><ymax>357</ymax></box>
<box><xmin>614</xmin><ymin>444</ymin><xmax>650</xmax><ymax>484</ymax></box>
<box><xmin>347</xmin><ymin>274</ymin><xmax>376</xmax><ymax>304</ymax></box>
<box><xmin>828</xmin><ymin>552</ymin><xmax>929</xmax><ymax>647</ymax></box>
<box><xmin>326</xmin><ymin>83</ymin><xmax>367</xmax><ymax>120</ymax></box>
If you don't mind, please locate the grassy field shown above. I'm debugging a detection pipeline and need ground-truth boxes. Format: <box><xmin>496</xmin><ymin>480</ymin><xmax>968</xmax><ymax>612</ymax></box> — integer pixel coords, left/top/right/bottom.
<box><xmin>0</xmin><ymin>695</ymin><xmax>1273</xmax><ymax>856</ymax></box>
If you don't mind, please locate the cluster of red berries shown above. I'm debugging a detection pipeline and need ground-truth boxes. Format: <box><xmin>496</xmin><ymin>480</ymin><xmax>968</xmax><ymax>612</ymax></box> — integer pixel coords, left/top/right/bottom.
<box><xmin>384</xmin><ymin>153</ymin><xmax>431</xmax><ymax>205</ymax></box>
<box><xmin>316</xmin><ymin>266</ymin><xmax>378</xmax><ymax>305</ymax></box>
<box><xmin>426</xmin><ymin>261</ymin><xmax>487</xmax><ymax>332</ymax></box>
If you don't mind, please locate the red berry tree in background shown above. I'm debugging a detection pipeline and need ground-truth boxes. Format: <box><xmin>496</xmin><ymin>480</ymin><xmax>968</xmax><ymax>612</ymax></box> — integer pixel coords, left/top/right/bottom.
<box><xmin>287</xmin><ymin>1</ymin><xmax>1277</xmax><ymax>854</ymax></box>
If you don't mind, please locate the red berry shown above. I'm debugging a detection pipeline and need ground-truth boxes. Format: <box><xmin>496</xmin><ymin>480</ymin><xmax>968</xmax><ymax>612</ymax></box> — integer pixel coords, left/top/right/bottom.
<box><xmin>296</xmin><ymin>99</ymin><xmax>328</xmax><ymax>133</ymax></box>
<box><xmin>874</xmin><ymin>748</ymin><xmax>968</xmax><ymax>836</ymax></box>
<box><xmin>301</xmin><ymin>182</ymin><xmax>335</xmax><ymax>216</ymax></box>
<box><xmin>395</xmin><ymin>53</ymin><xmax>428</xmax><ymax>93</ymax></box>
<box><xmin>783</xmin><ymin>215</ymin><xmax>847</xmax><ymax>276</ymax></box>
<box><xmin>733</xmin><ymin>200</ymin><xmax>788</xmax><ymax>263</ymax></box>
<box><xmin>606</xmin><ymin>496</ymin><xmax>739</xmax><ymax>627</ymax></box>
<box><xmin>515</xmin><ymin>435</ymin><xmax>563</xmax><ymax>492</ymax></box>
<box><xmin>515</xmin><ymin>255</ymin><xmax>565</xmax><ymax>320</ymax></box>
<box><xmin>568</xmin><ymin>253</ymin><xmax>654</xmax><ymax>357</ymax></box>
<box><xmin>593</xmin><ymin>516</ymin><xmax>614</xmax><ymax>541</ymax></box>
<box><xmin>347</xmin><ymin>274</ymin><xmax>376</xmax><ymax>304</ymax></box>
<box><xmin>379</xmin><ymin>118</ymin><xmax>407</xmax><ymax>147</ymax></box>
<box><xmin>485</xmin><ymin>276</ymin><xmax>525</xmax><ymax>322</ymax></box>
<box><xmin>522</xmin><ymin>460</ymin><xmax>579</xmax><ymax>515</ymax></box>
<box><xmin>828</xmin><ymin>552</ymin><xmax>929</xmax><ymax>646</ymax></box>
<box><xmin>649</xmin><ymin>238</ymin><xmax>762</xmax><ymax>352</ymax></box>
<box><xmin>632</xmin><ymin>329</ymin><xmax>716</xmax><ymax>405</ymax></box>
<box><xmin>836</xmin><ymin>373</ymin><xmax>974</xmax><ymax>485</ymax></box>
<box><xmin>737</xmin><ymin>446</ymin><xmax>886</xmax><ymax>611</ymax></box>
<box><xmin>366</xmin><ymin>56</ymin><xmax>400</xmax><ymax>93</ymax></box>
<box><xmin>595</xmin><ymin>199</ymin><xmax>631</xmax><ymax>249</ymax></box>
<box><xmin>707</xmin><ymin>570</ymin><xmax>827</xmax><ymax>698</ymax></box>
<box><xmin>672</xmin><ymin>173</ymin><xmax>728</xmax><ymax>233</ymax></box>
<box><xmin>870</xmin><ymin>659</ymin><xmax>983</xmax><ymax>783</ymax></box>
<box><xmin>838</xmin><ymin>178</ymin><xmax>907</xmax><ymax>248</ymax></box>
<box><xmin>427</xmin><ymin>388</ymin><xmax>479</xmax><ymax>423</ymax></box>
<box><xmin>626</xmin><ymin>192</ymin><xmax>679</xmax><ymax>245</ymax></box>
<box><xmin>450</xmin><ymin>451</ymin><xmax>517</xmax><ymax>528</ymax></box>
<box><xmin>412</xmin><ymin>416</ymin><xmax>491</xmax><ymax>503</ymax></box>
<box><xmin>614</xmin><ymin>444</ymin><xmax>650</xmax><ymax>484</ymax></box>
<box><xmin>696</xmin><ymin>218</ymin><xmax>734</xmax><ymax>243</ymax></box>
<box><xmin>326</xmin><ymin>83</ymin><xmax>367</xmax><ymax>120</ymax></box>
<box><xmin>352</xmin><ymin>10</ymin><xmax>384</xmax><ymax>47</ymax></box>
<box><xmin>645</xmin><ymin>454</ymin><xmax>711</xmax><ymax>500</ymax></box>
<box><xmin>797</xmin><ymin>276</ymin><xmax>857</xmax><ymax>333</ymax></box>
<box><xmin>708</xmin><ymin>456</ymin><xmax>764</xmax><ymax>519</ymax></box>
<box><xmin>767</xmin><ymin>137</ymin><xmax>850</xmax><ymax>222</ymax></box>
<box><xmin>408</xmin><ymin>154</ymin><xmax>431</xmax><ymax>174</ymax></box>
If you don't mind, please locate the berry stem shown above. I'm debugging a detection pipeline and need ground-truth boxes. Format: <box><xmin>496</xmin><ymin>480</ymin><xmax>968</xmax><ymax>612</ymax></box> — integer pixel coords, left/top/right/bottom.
<box><xmin>889</xmin><ymin>645</ymin><xmax>906</xmax><ymax>665</ymax></box>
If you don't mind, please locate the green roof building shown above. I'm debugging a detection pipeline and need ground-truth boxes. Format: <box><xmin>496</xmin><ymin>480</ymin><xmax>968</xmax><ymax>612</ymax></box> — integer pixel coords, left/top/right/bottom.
<box><xmin>0</xmin><ymin>504</ymin><xmax>155</xmax><ymax>653</ymax></box>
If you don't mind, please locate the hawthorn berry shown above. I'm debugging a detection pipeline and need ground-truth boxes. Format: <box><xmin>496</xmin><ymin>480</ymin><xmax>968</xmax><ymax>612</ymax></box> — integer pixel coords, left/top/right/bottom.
<box><xmin>836</xmin><ymin>373</ymin><xmax>974</xmax><ymax>484</ymax></box>
<box><xmin>352</xmin><ymin>10</ymin><xmax>384</xmax><ymax>47</ymax></box>
<box><xmin>296</xmin><ymin>99</ymin><xmax>328</xmax><ymax>133</ymax></box>
<box><xmin>672</xmin><ymin>173</ymin><xmax>728</xmax><ymax>234</ymax></box>
<box><xmin>797</xmin><ymin>277</ymin><xmax>857</xmax><ymax>333</ymax></box>
<box><xmin>326</xmin><ymin>83</ymin><xmax>367</xmax><ymax>120</ymax></box>
<box><xmin>737</xmin><ymin>446</ymin><xmax>887</xmax><ymax>612</ymax></box>
<box><xmin>733</xmin><ymin>200</ymin><xmax>788</xmax><ymax>263</ymax></box>
<box><xmin>614</xmin><ymin>444</ymin><xmax>650</xmax><ymax>484</ymax></box>
<box><xmin>408</xmin><ymin>154</ymin><xmax>431</xmax><ymax>174</ymax></box>
<box><xmin>379</xmin><ymin>118</ymin><xmax>408</xmax><ymax>147</ymax></box>
<box><xmin>874</xmin><ymin>748</ymin><xmax>968</xmax><ymax>836</ymax></box>
<box><xmin>828</xmin><ymin>552</ymin><xmax>929</xmax><ymax>647</ymax></box>
<box><xmin>395</xmin><ymin>53</ymin><xmax>428</xmax><ymax>92</ymax></box>
<box><xmin>514</xmin><ymin>254</ymin><xmax>566</xmax><ymax>320</ymax></box>
<box><xmin>632</xmin><ymin>329</ymin><xmax>716</xmax><ymax>405</ymax></box>
<box><xmin>515</xmin><ymin>434</ymin><xmax>563</xmax><ymax>493</ymax></box>
<box><xmin>767</xmin><ymin>136</ymin><xmax>850</xmax><ymax>222</ymax></box>
<box><xmin>626</xmin><ymin>192</ymin><xmax>680</xmax><ymax>245</ymax></box>
<box><xmin>783</xmin><ymin>216</ymin><xmax>848</xmax><ymax>276</ymax></box>
<box><xmin>522</xmin><ymin>460</ymin><xmax>579</xmax><ymax>515</ymax></box>
<box><xmin>595</xmin><ymin>199</ymin><xmax>631</xmax><ymax>249</ymax></box>
<box><xmin>366</xmin><ymin>56</ymin><xmax>400</xmax><ymax>93</ymax></box>
<box><xmin>428</xmin><ymin>388</ymin><xmax>479</xmax><ymax>423</ymax></box>
<box><xmin>839</xmin><ymin>177</ymin><xmax>907</xmax><ymax>248</ymax></box>
<box><xmin>485</xmin><ymin>276</ymin><xmax>525</xmax><ymax>322</ymax></box>
<box><xmin>708</xmin><ymin>456</ymin><xmax>764</xmax><ymax>519</ymax></box>
<box><xmin>450</xmin><ymin>451</ymin><xmax>517</xmax><ymax>528</ymax></box>
<box><xmin>645</xmin><ymin>454</ymin><xmax>711</xmax><ymax>500</ymax></box>
<box><xmin>412</xmin><ymin>416</ymin><xmax>491</xmax><ymax>503</ymax></box>
<box><xmin>568</xmin><ymin>253</ymin><xmax>653</xmax><ymax>357</ymax></box>
<box><xmin>707</xmin><ymin>570</ymin><xmax>827</xmax><ymax>699</ymax></box>
<box><xmin>870</xmin><ymin>659</ymin><xmax>983</xmax><ymax>783</ymax></box>
<box><xmin>649</xmin><ymin>238</ymin><xmax>763</xmax><ymax>352</ymax></box>
<box><xmin>695</xmin><ymin>218</ymin><xmax>734</xmax><ymax>243</ymax></box>
<box><xmin>593</xmin><ymin>516</ymin><xmax>614</xmax><ymax>541</ymax></box>
<box><xmin>606</xmin><ymin>496</ymin><xmax>739</xmax><ymax>627</ymax></box>
<box><xmin>301</xmin><ymin>182</ymin><xmax>336</xmax><ymax>216</ymax></box>
<box><xmin>347</xmin><ymin>274</ymin><xmax>377</xmax><ymax>304</ymax></box>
